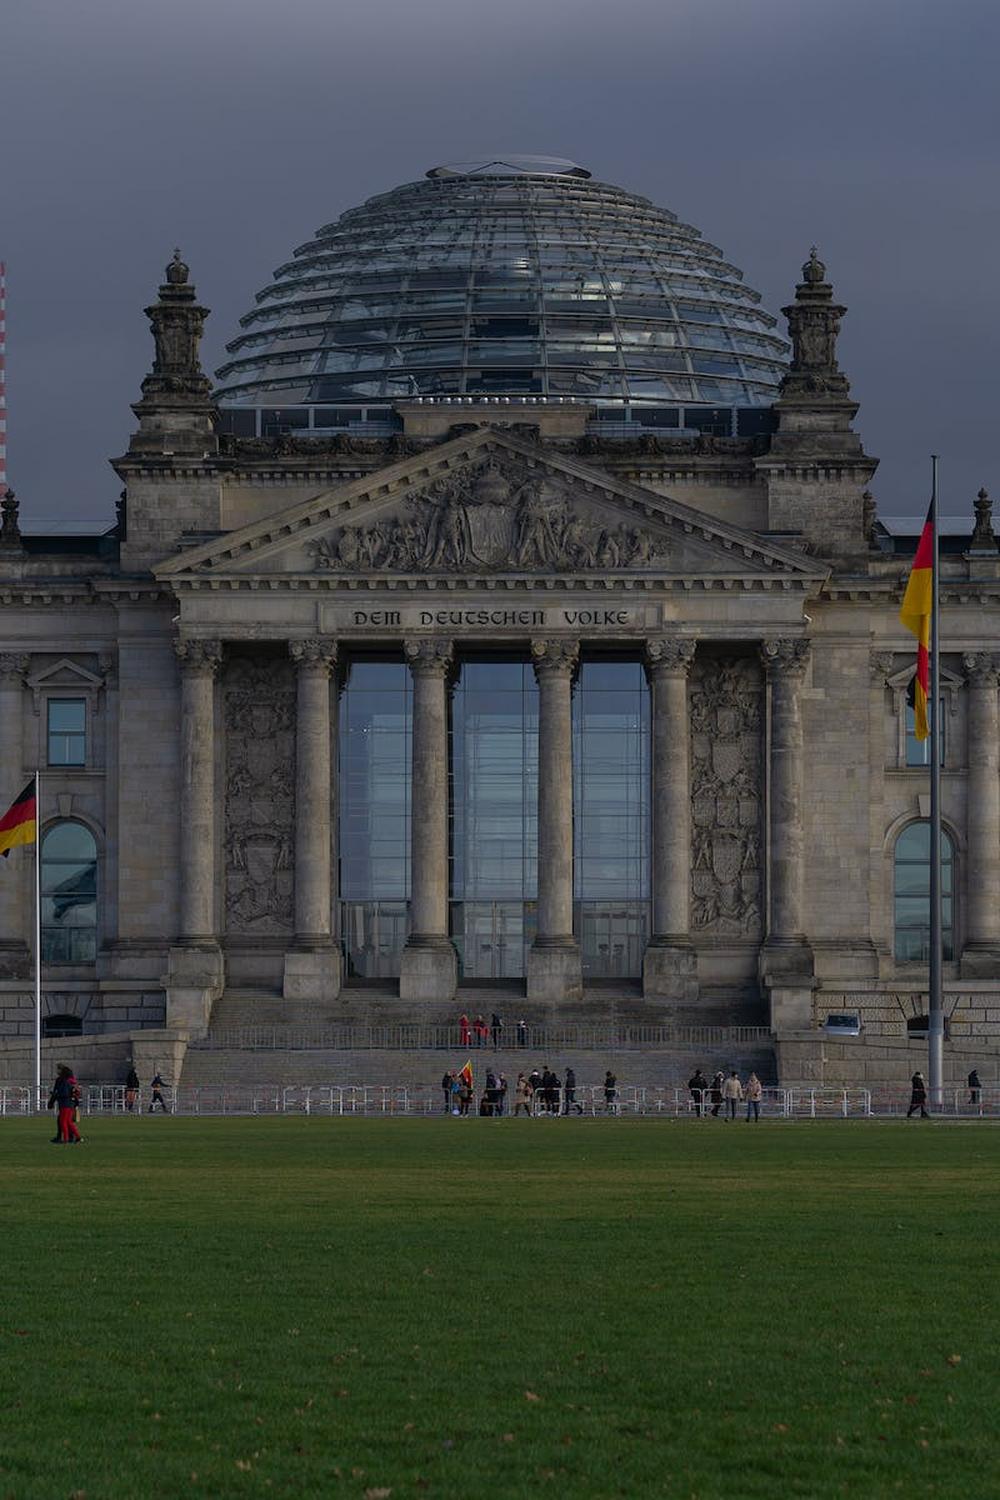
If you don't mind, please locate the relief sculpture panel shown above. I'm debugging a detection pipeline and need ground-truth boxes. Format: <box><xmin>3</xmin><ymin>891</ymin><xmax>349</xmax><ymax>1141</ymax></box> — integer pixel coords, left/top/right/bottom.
<box><xmin>310</xmin><ymin>457</ymin><xmax>670</xmax><ymax>573</ymax></box>
<box><xmin>224</xmin><ymin>655</ymin><xmax>295</xmax><ymax>934</ymax></box>
<box><xmin>690</xmin><ymin>656</ymin><xmax>763</xmax><ymax>938</ymax></box>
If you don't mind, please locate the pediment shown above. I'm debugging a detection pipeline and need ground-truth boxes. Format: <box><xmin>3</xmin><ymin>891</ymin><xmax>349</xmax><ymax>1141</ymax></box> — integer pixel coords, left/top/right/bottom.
<box><xmin>156</xmin><ymin>428</ymin><xmax>826</xmax><ymax>588</ymax></box>
<box><xmin>26</xmin><ymin>658</ymin><xmax>104</xmax><ymax>692</ymax></box>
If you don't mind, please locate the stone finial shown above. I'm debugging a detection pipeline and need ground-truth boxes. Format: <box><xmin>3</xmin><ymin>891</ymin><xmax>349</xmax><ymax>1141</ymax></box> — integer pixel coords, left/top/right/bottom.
<box><xmin>166</xmin><ymin>248</ymin><xmax>190</xmax><ymax>286</ymax></box>
<box><xmin>803</xmin><ymin>246</ymin><xmax>827</xmax><ymax>284</ymax></box>
<box><xmin>139</xmin><ymin>251</ymin><xmax>211</xmax><ymax>403</ymax></box>
<box><xmin>861</xmin><ymin>489</ymin><xmax>878</xmax><ymax>548</ymax></box>
<box><xmin>0</xmin><ymin>489</ymin><xmax>22</xmax><ymax>550</ymax></box>
<box><xmin>970</xmin><ymin>487</ymin><xmax>995</xmax><ymax>549</ymax></box>
<box><xmin>778</xmin><ymin>249</ymin><xmax>851</xmax><ymax>401</ymax></box>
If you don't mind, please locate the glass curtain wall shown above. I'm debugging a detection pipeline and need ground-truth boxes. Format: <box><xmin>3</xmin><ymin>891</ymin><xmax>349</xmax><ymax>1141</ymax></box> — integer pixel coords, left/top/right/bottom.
<box><xmin>449</xmin><ymin>661</ymin><xmax>538</xmax><ymax>978</ymax></box>
<box><xmin>572</xmin><ymin>660</ymin><xmax>650</xmax><ymax>977</ymax></box>
<box><xmin>339</xmin><ymin>660</ymin><xmax>412</xmax><ymax>977</ymax></box>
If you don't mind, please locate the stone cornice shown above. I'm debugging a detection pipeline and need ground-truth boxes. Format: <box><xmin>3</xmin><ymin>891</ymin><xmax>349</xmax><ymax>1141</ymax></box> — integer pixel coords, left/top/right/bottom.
<box><xmin>164</xmin><ymin>572</ymin><xmax>822</xmax><ymax>595</ymax></box>
<box><xmin>154</xmin><ymin>427</ymin><xmax>828</xmax><ymax>583</ymax></box>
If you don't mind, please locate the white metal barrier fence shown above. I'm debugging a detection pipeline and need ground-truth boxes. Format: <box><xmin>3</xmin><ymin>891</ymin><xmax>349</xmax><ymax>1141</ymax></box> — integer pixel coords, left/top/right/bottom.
<box><xmin>3</xmin><ymin>1084</ymin><xmax>1000</xmax><ymax>1119</ymax></box>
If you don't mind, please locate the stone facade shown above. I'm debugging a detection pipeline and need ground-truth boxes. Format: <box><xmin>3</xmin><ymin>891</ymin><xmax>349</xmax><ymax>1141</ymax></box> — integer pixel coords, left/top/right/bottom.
<box><xmin>1</xmin><ymin>247</ymin><xmax>998</xmax><ymax>1086</ymax></box>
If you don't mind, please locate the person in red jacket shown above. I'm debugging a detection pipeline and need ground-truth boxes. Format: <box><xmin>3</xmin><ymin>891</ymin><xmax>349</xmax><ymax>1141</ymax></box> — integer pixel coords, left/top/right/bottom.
<box><xmin>47</xmin><ymin>1064</ymin><xmax>82</xmax><ymax>1144</ymax></box>
<box><xmin>459</xmin><ymin>1012</ymin><xmax>471</xmax><ymax>1047</ymax></box>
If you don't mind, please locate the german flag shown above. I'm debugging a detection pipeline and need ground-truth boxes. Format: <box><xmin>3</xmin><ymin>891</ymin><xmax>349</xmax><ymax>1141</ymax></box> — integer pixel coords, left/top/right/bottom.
<box><xmin>459</xmin><ymin>1059</ymin><xmax>474</xmax><ymax>1089</ymax></box>
<box><xmin>0</xmin><ymin>780</ymin><xmax>36</xmax><ymax>858</ymax></box>
<box><xmin>899</xmin><ymin>506</ymin><xmax>933</xmax><ymax>741</ymax></box>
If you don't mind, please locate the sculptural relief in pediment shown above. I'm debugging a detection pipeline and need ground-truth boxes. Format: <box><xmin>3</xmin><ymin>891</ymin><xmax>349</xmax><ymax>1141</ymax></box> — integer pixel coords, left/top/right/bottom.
<box><xmin>309</xmin><ymin>458</ymin><xmax>671</xmax><ymax>574</ymax></box>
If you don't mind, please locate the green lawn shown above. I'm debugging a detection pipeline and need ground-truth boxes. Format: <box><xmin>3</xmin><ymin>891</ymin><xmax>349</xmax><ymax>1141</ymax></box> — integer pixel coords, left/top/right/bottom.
<box><xmin>1</xmin><ymin>1119</ymin><xmax>997</xmax><ymax>1499</ymax></box>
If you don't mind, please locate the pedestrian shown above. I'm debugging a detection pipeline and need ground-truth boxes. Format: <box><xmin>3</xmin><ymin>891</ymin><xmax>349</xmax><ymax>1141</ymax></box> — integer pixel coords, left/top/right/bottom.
<box><xmin>563</xmin><ymin>1065</ymin><xmax>582</xmax><ymax>1115</ymax></box>
<box><xmin>688</xmin><ymin>1067</ymin><xmax>707</xmax><ymax>1118</ymax></box>
<box><xmin>459</xmin><ymin>1078</ymin><xmax>473</xmax><ymax>1116</ymax></box>
<box><xmin>968</xmin><ymin>1068</ymin><xmax>982</xmax><ymax>1110</ymax></box>
<box><xmin>441</xmin><ymin>1069</ymin><xmax>454</xmax><ymax>1114</ymax></box>
<box><xmin>604</xmin><ymin>1070</ymin><xmax>618</xmax><ymax>1114</ymax></box>
<box><xmin>745</xmin><ymin>1072</ymin><xmax>763</xmax><ymax>1122</ymax></box>
<box><xmin>709</xmin><ymin>1071</ymin><xmax>724</xmax><ymax>1118</ymax></box>
<box><xmin>474</xmin><ymin>1014</ymin><xmax>489</xmax><ymax>1048</ymax></box>
<box><xmin>516</xmin><ymin>1018</ymin><xmax>528</xmax><ymax>1048</ymax></box>
<box><xmin>125</xmin><ymin>1066</ymin><xmax>140</xmax><ymax>1112</ymax></box>
<box><xmin>497</xmin><ymin>1073</ymin><xmax>508</xmax><ymax>1117</ymax></box>
<box><xmin>47</xmin><ymin>1064</ymin><xmax>82</xmax><ymax>1144</ymax></box>
<box><xmin>528</xmin><ymin>1067</ymin><xmax>542</xmax><ymax>1100</ymax></box>
<box><xmin>450</xmin><ymin>1073</ymin><xmax>462</xmax><ymax>1115</ymax></box>
<box><xmin>491</xmin><ymin>1012</ymin><xmax>503</xmax><ymax>1049</ymax></box>
<box><xmin>149</xmin><ymin>1071</ymin><xmax>170</xmax><ymax>1113</ymax></box>
<box><xmin>906</xmin><ymin>1070</ymin><xmax>929</xmax><ymax>1119</ymax></box>
<box><xmin>722</xmin><ymin>1070</ymin><xmax>743</xmax><ymax>1121</ymax></box>
<box><xmin>514</xmin><ymin>1073</ymin><xmax>533</xmax><ymax>1117</ymax></box>
<box><xmin>459</xmin><ymin>1012</ymin><xmax>471</xmax><ymax>1047</ymax></box>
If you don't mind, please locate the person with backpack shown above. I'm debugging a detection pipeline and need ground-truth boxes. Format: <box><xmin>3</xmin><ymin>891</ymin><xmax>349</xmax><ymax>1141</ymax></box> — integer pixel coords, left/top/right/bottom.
<box><xmin>47</xmin><ymin>1064</ymin><xmax>82</xmax><ymax>1144</ymax></box>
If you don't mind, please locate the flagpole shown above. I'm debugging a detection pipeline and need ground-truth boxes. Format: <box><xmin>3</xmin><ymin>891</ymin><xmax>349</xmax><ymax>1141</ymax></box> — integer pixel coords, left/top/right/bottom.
<box><xmin>33</xmin><ymin>770</ymin><xmax>42</xmax><ymax>1106</ymax></box>
<box><xmin>928</xmin><ymin>457</ymin><xmax>944</xmax><ymax>1105</ymax></box>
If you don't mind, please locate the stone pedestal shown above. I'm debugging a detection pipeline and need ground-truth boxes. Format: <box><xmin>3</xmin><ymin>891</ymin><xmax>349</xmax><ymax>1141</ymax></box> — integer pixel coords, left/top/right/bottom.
<box><xmin>642</xmin><ymin>637</ymin><xmax>697</xmax><ymax>1001</ymax></box>
<box><xmin>961</xmin><ymin>653</ymin><xmax>1000</xmax><ymax>977</ymax></box>
<box><xmin>169</xmin><ymin>638</ymin><xmax>223</xmax><ymax>1030</ymax></box>
<box><xmin>760</xmin><ymin>639</ymin><xmax>814</xmax><ymax>981</ymax></box>
<box><xmin>399</xmin><ymin>639</ymin><xmax>457</xmax><ymax>1003</ymax></box>
<box><xmin>285</xmin><ymin>639</ymin><xmax>342</xmax><ymax>1001</ymax></box>
<box><xmin>527</xmin><ymin>639</ymin><xmax>582</xmax><ymax>1004</ymax></box>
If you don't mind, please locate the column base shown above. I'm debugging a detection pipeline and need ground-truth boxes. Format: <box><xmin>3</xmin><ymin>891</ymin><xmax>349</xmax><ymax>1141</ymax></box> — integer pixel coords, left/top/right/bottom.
<box><xmin>399</xmin><ymin>938</ymin><xmax>457</xmax><ymax>1004</ymax></box>
<box><xmin>527</xmin><ymin>940</ymin><xmax>583</xmax><ymax>1004</ymax></box>
<box><xmin>642</xmin><ymin>939</ymin><xmax>698</xmax><ymax>1003</ymax></box>
<box><xmin>283</xmin><ymin>945</ymin><xmax>342</xmax><ymax>1002</ymax></box>
<box><xmin>960</xmin><ymin>945</ymin><xmax>1000</xmax><ymax>979</ymax></box>
<box><xmin>165</xmin><ymin>943</ymin><xmax>224</xmax><ymax>1037</ymax></box>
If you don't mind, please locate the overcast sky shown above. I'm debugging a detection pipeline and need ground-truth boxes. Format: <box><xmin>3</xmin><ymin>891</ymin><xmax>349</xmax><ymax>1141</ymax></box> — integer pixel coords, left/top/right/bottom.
<box><xmin>4</xmin><ymin>0</ymin><xmax>997</xmax><ymax>526</ymax></box>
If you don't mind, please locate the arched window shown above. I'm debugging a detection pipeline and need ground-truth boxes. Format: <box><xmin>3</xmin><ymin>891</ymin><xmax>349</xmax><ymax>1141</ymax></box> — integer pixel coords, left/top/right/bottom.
<box><xmin>894</xmin><ymin>822</ymin><xmax>954</xmax><ymax>962</ymax></box>
<box><xmin>41</xmin><ymin>822</ymin><xmax>97</xmax><ymax>963</ymax></box>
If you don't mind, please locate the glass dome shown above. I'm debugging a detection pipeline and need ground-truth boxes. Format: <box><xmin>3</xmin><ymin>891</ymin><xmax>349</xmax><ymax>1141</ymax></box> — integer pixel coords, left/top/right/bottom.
<box><xmin>214</xmin><ymin>161</ymin><xmax>789</xmax><ymax>423</ymax></box>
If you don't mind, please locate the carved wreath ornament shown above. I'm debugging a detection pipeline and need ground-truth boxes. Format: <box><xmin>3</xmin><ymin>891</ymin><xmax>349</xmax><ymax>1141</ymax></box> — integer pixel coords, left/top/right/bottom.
<box><xmin>310</xmin><ymin>459</ymin><xmax>669</xmax><ymax>574</ymax></box>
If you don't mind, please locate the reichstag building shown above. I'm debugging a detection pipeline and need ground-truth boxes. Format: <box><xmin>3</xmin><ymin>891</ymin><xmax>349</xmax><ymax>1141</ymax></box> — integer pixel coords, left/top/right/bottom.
<box><xmin>1</xmin><ymin>155</ymin><xmax>998</xmax><ymax>1069</ymax></box>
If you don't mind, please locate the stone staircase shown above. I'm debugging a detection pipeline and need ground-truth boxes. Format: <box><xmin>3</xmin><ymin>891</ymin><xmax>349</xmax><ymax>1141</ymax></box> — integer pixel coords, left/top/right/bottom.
<box><xmin>179</xmin><ymin>983</ymin><xmax>776</xmax><ymax>1091</ymax></box>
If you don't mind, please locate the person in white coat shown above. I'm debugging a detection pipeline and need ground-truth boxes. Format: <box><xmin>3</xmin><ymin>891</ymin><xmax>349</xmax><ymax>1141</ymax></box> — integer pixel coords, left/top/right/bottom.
<box><xmin>722</xmin><ymin>1070</ymin><xmax>743</xmax><ymax>1121</ymax></box>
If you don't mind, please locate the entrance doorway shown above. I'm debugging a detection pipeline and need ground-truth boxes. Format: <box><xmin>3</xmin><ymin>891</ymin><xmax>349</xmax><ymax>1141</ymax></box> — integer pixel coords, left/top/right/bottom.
<box><xmin>452</xmin><ymin>901</ymin><xmax>536</xmax><ymax>979</ymax></box>
<box><xmin>577</xmin><ymin>902</ymin><xmax>649</xmax><ymax>979</ymax></box>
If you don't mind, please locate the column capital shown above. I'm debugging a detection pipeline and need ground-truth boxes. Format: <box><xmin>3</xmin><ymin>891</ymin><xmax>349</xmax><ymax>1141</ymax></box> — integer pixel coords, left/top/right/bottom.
<box><xmin>869</xmin><ymin>649</ymin><xmax>896</xmax><ymax>683</ymax></box>
<box><xmin>760</xmin><ymin>637</ymin><xmax>810</xmax><ymax>678</ymax></box>
<box><xmin>290</xmin><ymin>637</ymin><xmax>338</xmax><ymax>673</ymax></box>
<box><xmin>403</xmin><ymin>637</ymin><xmax>454</xmax><ymax>677</ymax></box>
<box><xmin>644</xmin><ymin>636</ymin><xmax>696</xmax><ymax>678</ymax></box>
<box><xmin>0</xmin><ymin>653</ymin><xmax>29</xmax><ymax>685</ymax></box>
<box><xmin>174</xmin><ymin>637</ymin><xmax>222</xmax><ymax>676</ymax></box>
<box><xmin>530</xmin><ymin>638</ymin><xmax>579</xmax><ymax>678</ymax></box>
<box><xmin>963</xmin><ymin>651</ymin><xmax>1000</xmax><ymax>688</ymax></box>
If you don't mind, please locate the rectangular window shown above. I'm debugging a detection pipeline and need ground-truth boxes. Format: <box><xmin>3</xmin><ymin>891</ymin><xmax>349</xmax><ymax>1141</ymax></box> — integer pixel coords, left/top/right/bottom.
<box><xmin>47</xmin><ymin>700</ymin><xmax>86</xmax><ymax>766</ymax></box>
<box><xmin>905</xmin><ymin>697</ymin><xmax>946</xmax><ymax>767</ymax></box>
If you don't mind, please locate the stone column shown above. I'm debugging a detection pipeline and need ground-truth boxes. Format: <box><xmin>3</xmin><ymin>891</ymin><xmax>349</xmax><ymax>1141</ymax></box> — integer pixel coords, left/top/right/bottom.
<box><xmin>168</xmin><ymin>638</ymin><xmax>223</xmax><ymax>1033</ymax></box>
<box><xmin>527</xmin><ymin>638</ymin><xmax>582</xmax><ymax>1004</ymax></box>
<box><xmin>285</xmin><ymin>639</ymin><xmax>341</xmax><ymax>1001</ymax></box>
<box><xmin>399</xmin><ymin>638</ymin><xmax>457</xmax><ymax>1003</ymax></box>
<box><xmin>760</xmin><ymin>638</ymin><xmax>813</xmax><ymax>977</ymax></box>
<box><xmin>961</xmin><ymin>652</ymin><xmax>1000</xmax><ymax>974</ymax></box>
<box><xmin>642</xmin><ymin>637</ymin><xmax>697</xmax><ymax>1001</ymax></box>
<box><xmin>0</xmin><ymin>655</ymin><xmax>29</xmax><ymax>976</ymax></box>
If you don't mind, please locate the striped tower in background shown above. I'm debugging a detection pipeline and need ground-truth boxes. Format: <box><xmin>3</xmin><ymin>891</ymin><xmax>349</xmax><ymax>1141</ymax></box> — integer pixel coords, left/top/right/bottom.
<box><xmin>0</xmin><ymin>262</ymin><xmax>6</xmax><ymax>498</ymax></box>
